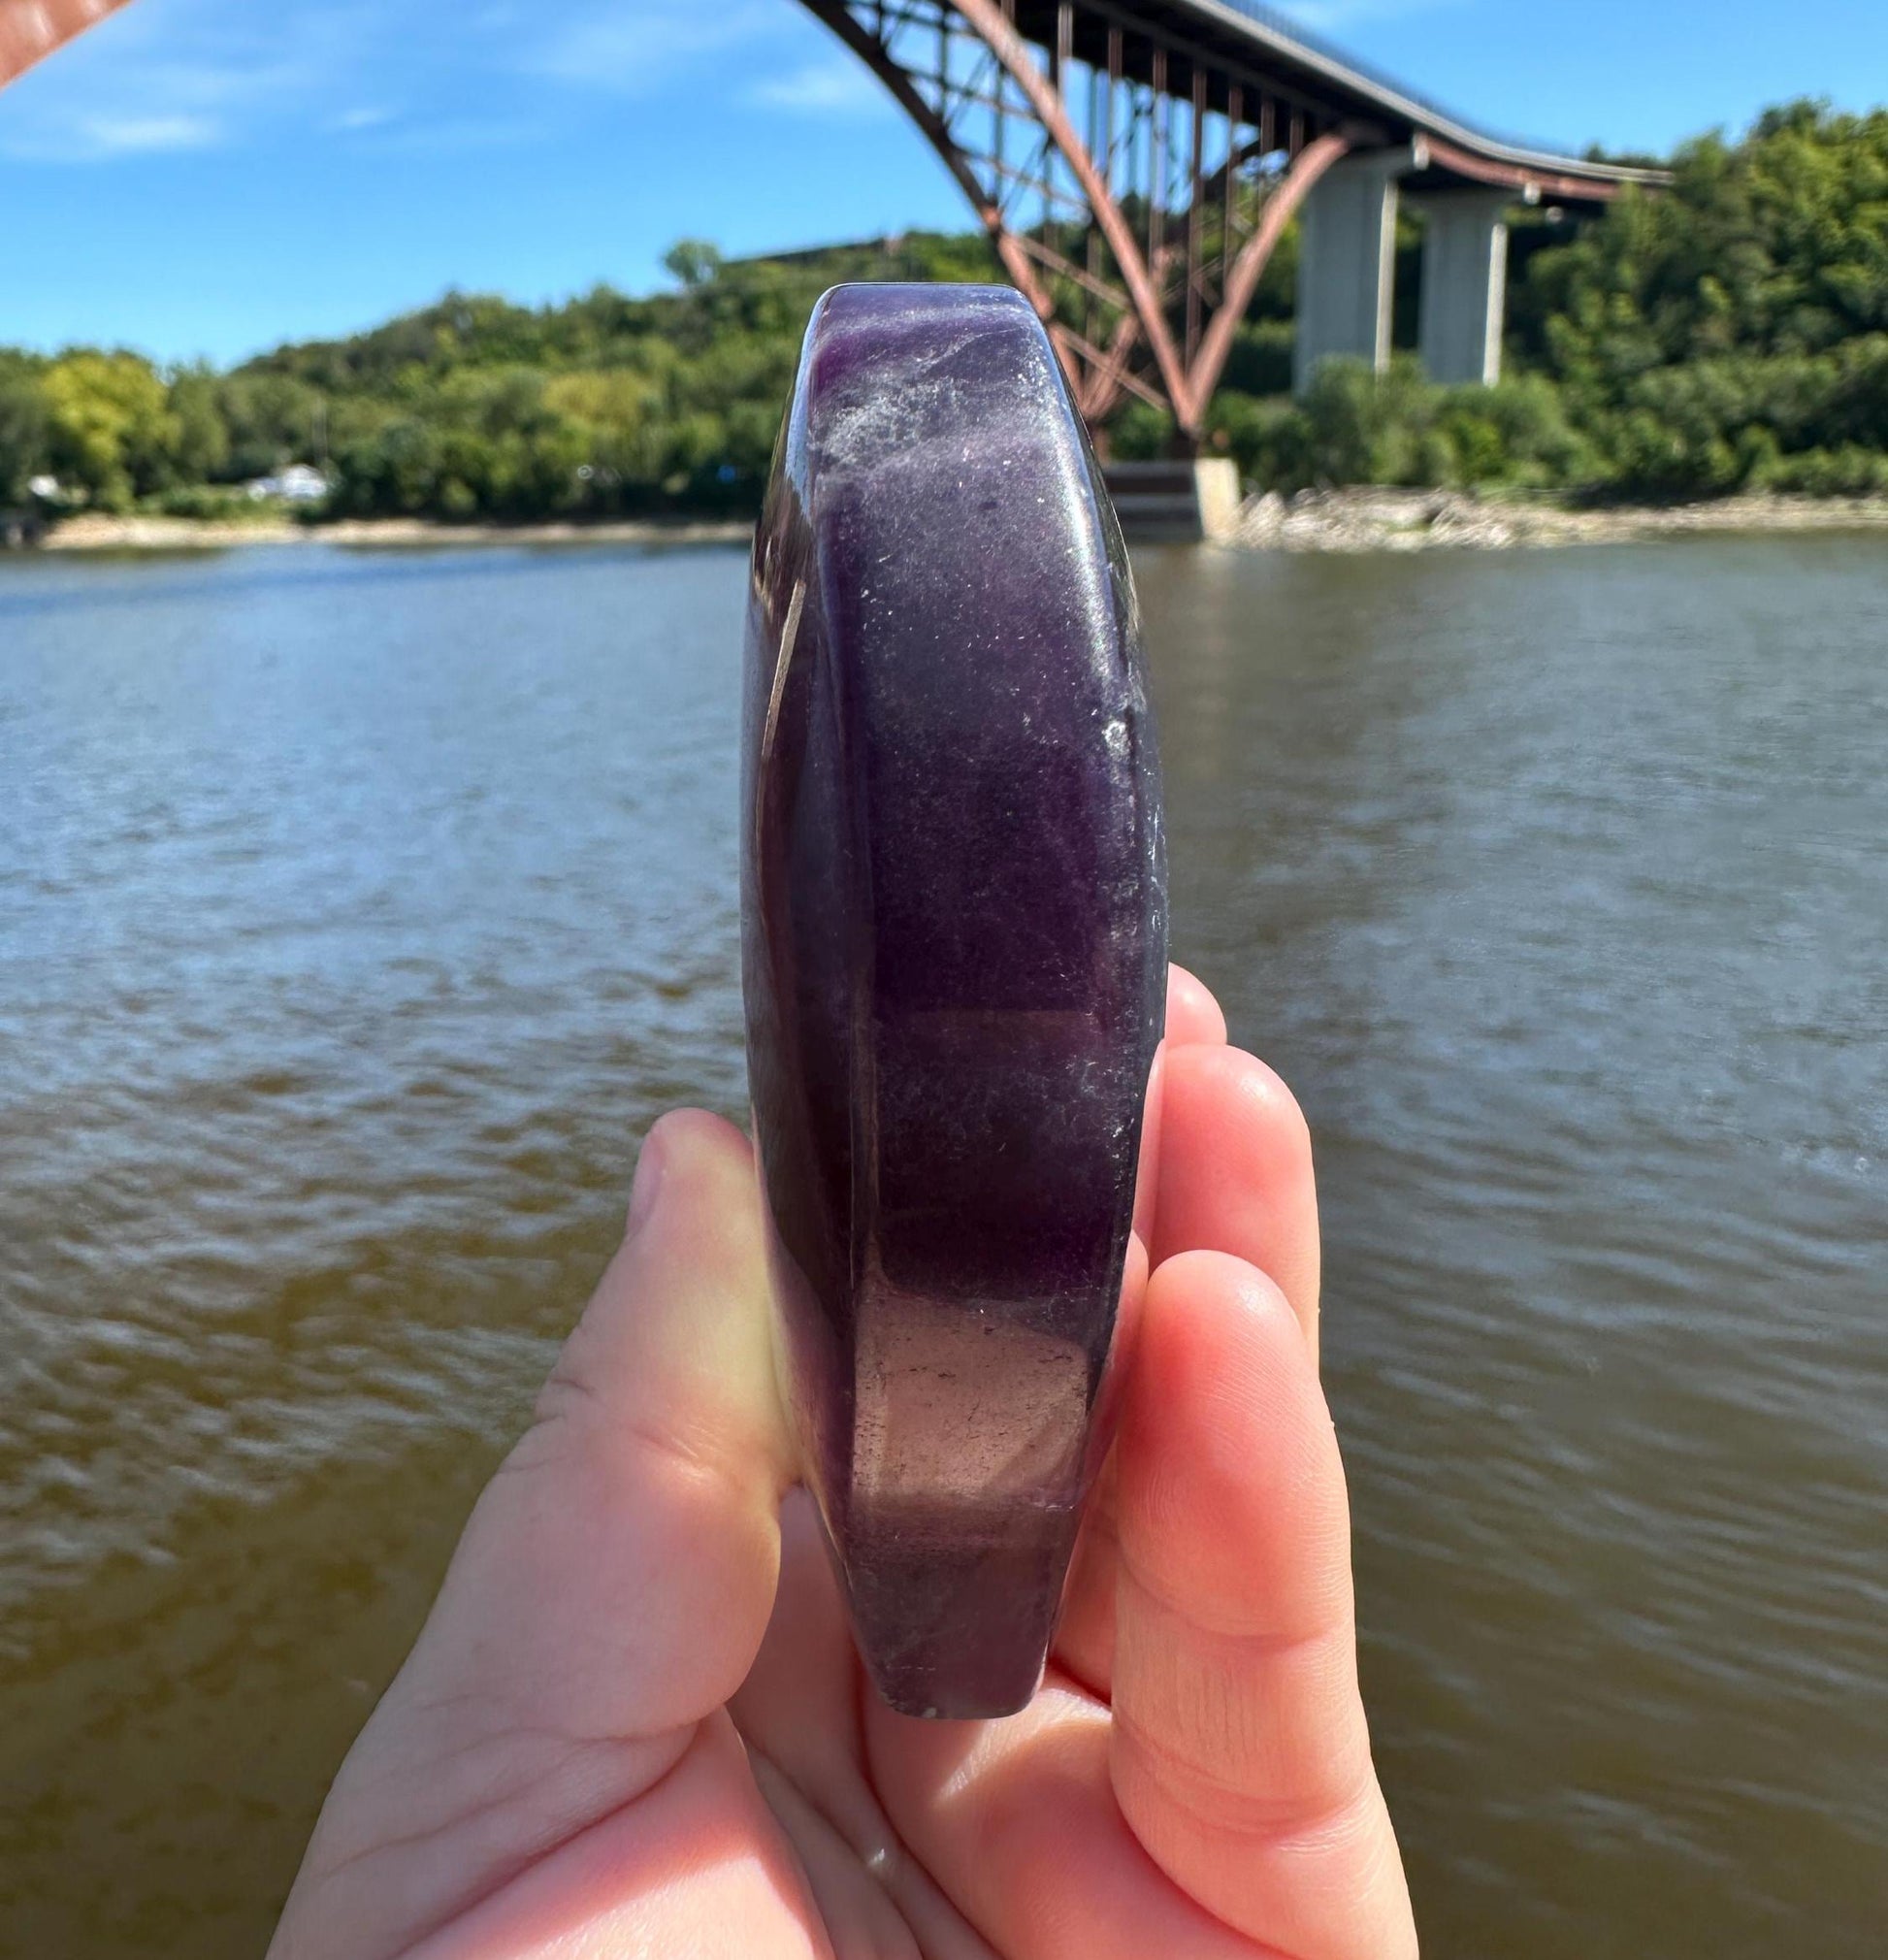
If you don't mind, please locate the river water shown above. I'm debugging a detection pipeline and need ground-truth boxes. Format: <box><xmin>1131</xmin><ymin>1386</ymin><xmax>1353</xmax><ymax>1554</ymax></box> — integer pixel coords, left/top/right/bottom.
<box><xmin>1</xmin><ymin>537</ymin><xmax>1882</xmax><ymax>1956</ymax></box>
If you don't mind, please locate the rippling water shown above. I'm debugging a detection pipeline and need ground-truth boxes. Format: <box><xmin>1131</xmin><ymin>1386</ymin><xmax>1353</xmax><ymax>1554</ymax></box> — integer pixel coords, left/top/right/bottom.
<box><xmin>2</xmin><ymin>538</ymin><xmax>1883</xmax><ymax>1955</ymax></box>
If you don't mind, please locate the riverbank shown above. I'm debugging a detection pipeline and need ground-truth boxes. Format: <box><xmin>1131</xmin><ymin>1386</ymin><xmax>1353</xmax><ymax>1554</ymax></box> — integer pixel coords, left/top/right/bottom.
<box><xmin>32</xmin><ymin>513</ymin><xmax>756</xmax><ymax>552</ymax></box>
<box><xmin>19</xmin><ymin>491</ymin><xmax>1888</xmax><ymax>556</ymax></box>
<box><xmin>1231</xmin><ymin>486</ymin><xmax>1888</xmax><ymax>551</ymax></box>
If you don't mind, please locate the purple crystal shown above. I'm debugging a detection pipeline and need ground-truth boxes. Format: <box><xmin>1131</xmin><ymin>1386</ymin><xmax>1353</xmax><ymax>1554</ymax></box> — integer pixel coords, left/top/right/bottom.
<box><xmin>741</xmin><ymin>284</ymin><xmax>1167</xmax><ymax>1718</ymax></box>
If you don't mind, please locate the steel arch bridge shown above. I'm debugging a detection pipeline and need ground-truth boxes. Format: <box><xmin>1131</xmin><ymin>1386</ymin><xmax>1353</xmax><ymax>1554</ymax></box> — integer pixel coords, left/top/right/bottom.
<box><xmin>800</xmin><ymin>1</ymin><xmax>1663</xmax><ymax>439</ymax></box>
<box><xmin>1</xmin><ymin>0</ymin><xmax>1665</xmax><ymax>442</ymax></box>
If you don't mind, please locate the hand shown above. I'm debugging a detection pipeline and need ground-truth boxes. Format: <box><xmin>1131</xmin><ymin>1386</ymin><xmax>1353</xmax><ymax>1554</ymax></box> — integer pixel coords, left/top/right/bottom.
<box><xmin>269</xmin><ymin>966</ymin><xmax>1416</xmax><ymax>1959</ymax></box>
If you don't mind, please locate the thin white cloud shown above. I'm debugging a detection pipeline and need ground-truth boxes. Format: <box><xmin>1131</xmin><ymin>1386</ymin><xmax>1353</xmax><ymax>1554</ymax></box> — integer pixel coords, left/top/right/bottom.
<box><xmin>63</xmin><ymin>111</ymin><xmax>220</xmax><ymax>156</ymax></box>
<box><xmin>0</xmin><ymin>0</ymin><xmax>895</xmax><ymax>166</ymax></box>
<box><xmin>523</xmin><ymin>1</ymin><xmax>773</xmax><ymax>93</ymax></box>
<box><xmin>0</xmin><ymin>0</ymin><xmax>388</xmax><ymax>159</ymax></box>
<box><xmin>747</xmin><ymin>56</ymin><xmax>891</xmax><ymax>117</ymax></box>
<box><xmin>330</xmin><ymin>105</ymin><xmax>397</xmax><ymax>132</ymax></box>
<box><xmin>355</xmin><ymin>115</ymin><xmax>551</xmax><ymax>156</ymax></box>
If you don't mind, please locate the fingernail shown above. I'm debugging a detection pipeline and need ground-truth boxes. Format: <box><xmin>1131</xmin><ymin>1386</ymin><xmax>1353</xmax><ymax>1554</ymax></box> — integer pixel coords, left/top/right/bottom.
<box><xmin>627</xmin><ymin>1126</ymin><xmax>667</xmax><ymax>1235</ymax></box>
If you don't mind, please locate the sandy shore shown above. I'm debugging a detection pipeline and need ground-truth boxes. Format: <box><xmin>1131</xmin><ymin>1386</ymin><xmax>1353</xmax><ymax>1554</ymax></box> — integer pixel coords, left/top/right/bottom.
<box><xmin>1231</xmin><ymin>486</ymin><xmax>1888</xmax><ymax>551</ymax></box>
<box><xmin>35</xmin><ymin>513</ymin><xmax>756</xmax><ymax>552</ymax></box>
<box><xmin>26</xmin><ymin>492</ymin><xmax>1888</xmax><ymax>555</ymax></box>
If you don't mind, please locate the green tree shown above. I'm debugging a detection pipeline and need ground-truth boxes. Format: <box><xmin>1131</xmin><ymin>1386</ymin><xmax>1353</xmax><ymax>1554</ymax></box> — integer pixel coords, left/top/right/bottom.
<box><xmin>0</xmin><ymin>357</ymin><xmax>50</xmax><ymax>505</ymax></box>
<box><xmin>42</xmin><ymin>352</ymin><xmax>179</xmax><ymax>510</ymax></box>
<box><xmin>214</xmin><ymin>371</ymin><xmax>327</xmax><ymax>479</ymax></box>
<box><xmin>663</xmin><ymin>240</ymin><xmax>724</xmax><ymax>291</ymax></box>
<box><xmin>1514</xmin><ymin>100</ymin><xmax>1888</xmax><ymax>493</ymax></box>
<box><xmin>167</xmin><ymin>365</ymin><xmax>231</xmax><ymax>485</ymax></box>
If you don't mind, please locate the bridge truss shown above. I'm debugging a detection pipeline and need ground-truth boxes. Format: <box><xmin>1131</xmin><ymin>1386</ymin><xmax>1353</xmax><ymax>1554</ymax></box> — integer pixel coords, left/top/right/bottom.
<box><xmin>803</xmin><ymin>0</ymin><xmax>1360</xmax><ymax>442</ymax></box>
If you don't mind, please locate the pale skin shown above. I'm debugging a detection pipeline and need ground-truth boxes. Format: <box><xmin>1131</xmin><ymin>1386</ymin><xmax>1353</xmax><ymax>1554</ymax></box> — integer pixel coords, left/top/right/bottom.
<box><xmin>269</xmin><ymin>966</ymin><xmax>1417</xmax><ymax>1959</ymax></box>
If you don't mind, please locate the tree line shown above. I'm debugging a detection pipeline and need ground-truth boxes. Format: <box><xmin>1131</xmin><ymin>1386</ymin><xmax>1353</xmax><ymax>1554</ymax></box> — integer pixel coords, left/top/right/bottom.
<box><xmin>1</xmin><ymin>101</ymin><xmax>1882</xmax><ymax>522</ymax></box>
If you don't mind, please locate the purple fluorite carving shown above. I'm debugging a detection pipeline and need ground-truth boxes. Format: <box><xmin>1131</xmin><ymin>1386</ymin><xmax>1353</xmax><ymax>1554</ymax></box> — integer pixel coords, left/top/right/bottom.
<box><xmin>741</xmin><ymin>284</ymin><xmax>1167</xmax><ymax>1717</ymax></box>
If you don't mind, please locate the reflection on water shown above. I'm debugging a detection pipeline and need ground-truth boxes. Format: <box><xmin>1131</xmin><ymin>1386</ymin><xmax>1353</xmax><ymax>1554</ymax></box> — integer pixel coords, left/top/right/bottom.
<box><xmin>2</xmin><ymin>538</ymin><xmax>1884</xmax><ymax>1955</ymax></box>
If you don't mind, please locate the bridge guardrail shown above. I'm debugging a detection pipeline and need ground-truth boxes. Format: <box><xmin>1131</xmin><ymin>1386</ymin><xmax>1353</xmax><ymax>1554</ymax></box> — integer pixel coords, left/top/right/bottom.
<box><xmin>1193</xmin><ymin>0</ymin><xmax>1592</xmax><ymax>163</ymax></box>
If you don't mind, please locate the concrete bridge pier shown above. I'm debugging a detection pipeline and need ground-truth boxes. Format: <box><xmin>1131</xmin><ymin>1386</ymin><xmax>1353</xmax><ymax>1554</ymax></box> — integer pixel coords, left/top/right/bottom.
<box><xmin>1294</xmin><ymin>150</ymin><xmax>1528</xmax><ymax>393</ymax></box>
<box><xmin>1291</xmin><ymin>149</ymin><xmax>1410</xmax><ymax>394</ymax></box>
<box><xmin>1410</xmin><ymin>188</ymin><xmax>1514</xmax><ymax>385</ymax></box>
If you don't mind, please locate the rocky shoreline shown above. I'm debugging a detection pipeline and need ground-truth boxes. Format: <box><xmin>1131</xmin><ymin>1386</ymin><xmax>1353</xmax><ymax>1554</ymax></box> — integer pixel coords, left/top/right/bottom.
<box><xmin>1229</xmin><ymin>486</ymin><xmax>1888</xmax><ymax>551</ymax></box>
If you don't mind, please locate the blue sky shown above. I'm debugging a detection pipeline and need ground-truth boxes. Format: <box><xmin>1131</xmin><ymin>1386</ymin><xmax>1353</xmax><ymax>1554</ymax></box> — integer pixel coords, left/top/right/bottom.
<box><xmin>2</xmin><ymin>0</ymin><xmax>1882</xmax><ymax>366</ymax></box>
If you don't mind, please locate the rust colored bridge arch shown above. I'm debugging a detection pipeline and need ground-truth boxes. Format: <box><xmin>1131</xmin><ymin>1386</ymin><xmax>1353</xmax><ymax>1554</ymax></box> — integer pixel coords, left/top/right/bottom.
<box><xmin>798</xmin><ymin>2</ymin><xmax>1663</xmax><ymax>441</ymax></box>
<box><xmin>804</xmin><ymin>1</ymin><xmax>1359</xmax><ymax>439</ymax></box>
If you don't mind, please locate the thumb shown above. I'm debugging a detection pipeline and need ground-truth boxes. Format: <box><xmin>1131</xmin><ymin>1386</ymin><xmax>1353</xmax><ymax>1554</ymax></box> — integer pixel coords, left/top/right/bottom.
<box><xmin>420</xmin><ymin>1106</ymin><xmax>798</xmax><ymax>1735</ymax></box>
<box><xmin>277</xmin><ymin>1111</ymin><xmax>797</xmax><ymax>1955</ymax></box>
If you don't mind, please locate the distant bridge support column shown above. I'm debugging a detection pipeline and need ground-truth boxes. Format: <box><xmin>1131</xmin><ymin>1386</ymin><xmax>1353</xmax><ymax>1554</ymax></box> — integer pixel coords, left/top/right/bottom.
<box><xmin>1412</xmin><ymin>188</ymin><xmax>1512</xmax><ymax>385</ymax></box>
<box><xmin>1292</xmin><ymin>148</ymin><xmax>1408</xmax><ymax>393</ymax></box>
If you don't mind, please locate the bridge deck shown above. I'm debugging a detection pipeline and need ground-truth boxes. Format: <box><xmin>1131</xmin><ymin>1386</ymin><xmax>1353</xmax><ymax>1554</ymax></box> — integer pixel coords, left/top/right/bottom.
<box><xmin>1006</xmin><ymin>0</ymin><xmax>1666</xmax><ymax>201</ymax></box>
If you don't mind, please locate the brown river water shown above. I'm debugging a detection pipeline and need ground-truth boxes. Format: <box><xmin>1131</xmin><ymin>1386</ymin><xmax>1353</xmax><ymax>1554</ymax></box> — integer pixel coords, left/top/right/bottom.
<box><xmin>1</xmin><ymin>537</ymin><xmax>1883</xmax><ymax>1955</ymax></box>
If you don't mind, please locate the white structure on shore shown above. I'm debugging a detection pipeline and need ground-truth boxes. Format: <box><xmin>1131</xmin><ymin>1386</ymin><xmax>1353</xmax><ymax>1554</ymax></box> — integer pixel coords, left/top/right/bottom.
<box><xmin>245</xmin><ymin>464</ymin><xmax>330</xmax><ymax>503</ymax></box>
